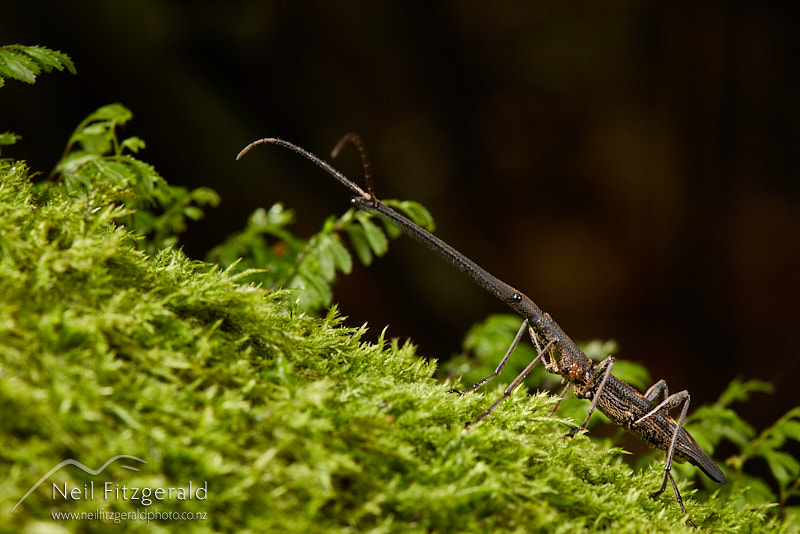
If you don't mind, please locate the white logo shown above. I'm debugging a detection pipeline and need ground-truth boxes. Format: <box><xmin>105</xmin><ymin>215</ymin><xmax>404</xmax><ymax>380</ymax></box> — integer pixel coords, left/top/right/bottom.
<box><xmin>12</xmin><ymin>455</ymin><xmax>146</xmax><ymax>512</ymax></box>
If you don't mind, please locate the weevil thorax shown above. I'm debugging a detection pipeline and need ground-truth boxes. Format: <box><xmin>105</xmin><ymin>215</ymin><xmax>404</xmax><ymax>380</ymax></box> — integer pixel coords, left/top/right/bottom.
<box><xmin>542</xmin><ymin>342</ymin><xmax>594</xmax><ymax>387</ymax></box>
<box><xmin>570</xmin><ymin>358</ymin><xmax>607</xmax><ymax>400</ymax></box>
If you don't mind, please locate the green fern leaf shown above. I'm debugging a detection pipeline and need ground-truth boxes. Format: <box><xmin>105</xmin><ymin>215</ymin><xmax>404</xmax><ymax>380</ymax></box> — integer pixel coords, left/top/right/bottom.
<box><xmin>0</xmin><ymin>132</ymin><xmax>21</xmax><ymax>146</ymax></box>
<box><xmin>46</xmin><ymin>104</ymin><xmax>218</xmax><ymax>252</ymax></box>
<box><xmin>0</xmin><ymin>44</ymin><xmax>75</xmax><ymax>86</ymax></box>
<box><xmin>345</xmin><ymin>224</ymin><xmax>375</xmax><ymax>266</ymax></box>
<box><xmin>356</xmin><ymin>211</ymin><xmax>389</xmax><ymax>255</ymax></box>
<box><xmin>0</xmin><ymin>131</ymin><xmax>22</xmax><ymax>156</ymax></box>
<box><xmin>762</xmin><ymin>450</ymin><xmax>800</xmax><ymax>488</ymax></box>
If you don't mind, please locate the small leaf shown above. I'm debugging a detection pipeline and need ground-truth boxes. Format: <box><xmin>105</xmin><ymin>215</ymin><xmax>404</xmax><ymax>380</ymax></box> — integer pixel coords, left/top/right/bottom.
<box><xmin>0</xmin><ymin>48</ymin><xmax>39</xmax><ymax>83</ymax></box>
<box><xmin>0</xmin><ymin>131</ymin><xmax>22</xmax><ymax>146</ymax></box>
<box><xmin>121</xmin><ymin>136</ymin><xmax>146</xmax><ymax>153</ymax></box>
<box><xmin>16</xmin><ymin>44</ymin><xmax>76</xmax><ymax>74</ymax></box>
<box><xmin>687</xmin><ymin>405</ymin><xmax>755</xmax><ymax>450</ymax></box>
<box><xmin>83</xmin><ymin>103</ymin><xmax>133</xmax><ymax>125</ymax></box>
<box><xmin>346</xmin><ymin>225</ymin><xmax>374</xmax><ymax>266</ymax></box>
<box><xmin>777</xmin><ymin>418</ymin><xmax>800</xmax><ymax>443</ymax></box>
<box><xmin>293</xmin><ymin>265</ymin><xmax>332</xmax><ymax>310</ymax></box>
<box><xmin>385</xmin><ymin>199</ymin><xmax>436</xmax><ymax>231</ymax></box>
<box><xmin>356</xmin><ymin>212</ymin><xmax>388</xmax><ymax>256</ymax></box>
<box><xmin>326</xmin><ymin>235</ymin><xmax>353</xmax><ymax>275</ymax></box>
<box><xmin>190</xmin><ymin>187</ymin><xmax>221</xmax><ymax>207</ymax></box>
<box><xmin>761</xmin><ymin>450</ymin><xmax>800</xmax><ymax>488</ymax></box>
<box><xmin>92</xmin><ymin>159</ymin><xmax>131</xmax><ymax>184</ymax></box>
<box><xmin>315</xmin><ymin>235</ymin><xmax>337</xmax><ymax>281</ymax></box>
<box><xmin>183</xmin><ymin>206</ymin><xmax>204</xmax><ymax>221</ymax></box>
<box><xmin>715</xmin><ymin>378</ymin><xmax>773</xmax><ymax>408</ymax></box>
<box><xmin>0</xmin><ymin>132</ymin><xmax>21</xmax><ymax>155</ymax></box>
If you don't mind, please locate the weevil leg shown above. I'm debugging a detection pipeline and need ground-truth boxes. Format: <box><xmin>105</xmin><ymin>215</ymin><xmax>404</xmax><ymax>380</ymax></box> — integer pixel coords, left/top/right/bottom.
<box><xmin>450</xmin><ymin>319</ymin><xmax>529</xmax><ymax>396</ymax></box>
<box><xmin>634</xmin><ymin>389</ymin><xmax>691</xmax><ymax>471</ymax></box>
<box><xmin>635</xmin><ymin>389</ymin><xmax>693</xmax><ymax>519</ymax></box>
<box><xmin>526</xmin><ymin>326</ymin><xmax>573</xmax><ymax>413</ymax></box>
<box><xmin>643</xmin><ymin>379</ymin><xmax>668</xmax><ymax>403</ymax></box>
<box><xmin>465</xmin><ymin>340</ymin><xmax>555</xmax><ymax>428</ymax></box>
<box><xmin>635</xmin><ymin>386</ymin><xmax>689</xmax><ymax>426</ymax></box>
<box><xmin>653</xmin><ymin>468</ymin><xmax>693</xmax><ymax>526</ymax></box>
<box><xmin>550</xmin><ymin>381</ymin><xmax>572</xmax><ymax>413</ymax></box>
<box><xmin>567</xmin><ymin>355</ymin><xmax>616</xmax><ymax>437</ymax></box>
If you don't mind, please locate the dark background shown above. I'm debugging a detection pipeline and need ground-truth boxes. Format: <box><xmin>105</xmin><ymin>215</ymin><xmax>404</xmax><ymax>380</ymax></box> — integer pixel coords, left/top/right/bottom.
<box><xmin>2</xmin><ymin>2</ymin><xmax>798</xmax><ymax>432</ymax></box>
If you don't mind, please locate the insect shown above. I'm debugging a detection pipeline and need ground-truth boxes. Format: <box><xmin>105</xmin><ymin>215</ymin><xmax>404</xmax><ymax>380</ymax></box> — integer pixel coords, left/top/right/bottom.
<box><xmin>237</xmin><ymin>133</ymin><xmax>726</xmax><ymax>524</ymax></box>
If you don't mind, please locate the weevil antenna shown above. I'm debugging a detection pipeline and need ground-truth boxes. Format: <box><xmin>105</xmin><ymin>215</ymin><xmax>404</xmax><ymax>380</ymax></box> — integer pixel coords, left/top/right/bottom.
<box><xmin>237</xmin><ymin>137</ymin><xmax>370</xmax><ymax>199</ymax></box>
<box><xmin>330</xmin><ymin>132</ymin><xmax>376</xmax><ymax>198</ymax></box>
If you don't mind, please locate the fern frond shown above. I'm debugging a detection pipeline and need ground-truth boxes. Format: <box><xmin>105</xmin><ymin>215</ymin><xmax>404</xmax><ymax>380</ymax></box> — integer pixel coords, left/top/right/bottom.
<box><xmin>0</xmin><ymin>44</ymin><xmax>75</xmax><ymax>87</ymax></box>
<box><xmin>45</xmin><ymin>103</ymin><xmax>219</xmax><ymax>252</ymax></box>
<box><xmin>209</xmin><ymin>200</ymin><xmax>434</xmax><ymax>314</ymax></box>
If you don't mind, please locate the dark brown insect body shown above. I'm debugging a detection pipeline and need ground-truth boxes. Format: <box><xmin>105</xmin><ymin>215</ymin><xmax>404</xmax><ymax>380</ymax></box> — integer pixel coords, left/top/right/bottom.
<box><xmin>237</xmin><ymin>134</ymin><xmax>726</xmax><ymax>525</ymax></box>
<box><xmin>592</xmin><ymin>375</ymin><xmax>725</xmax><ymax>483</ymax></box>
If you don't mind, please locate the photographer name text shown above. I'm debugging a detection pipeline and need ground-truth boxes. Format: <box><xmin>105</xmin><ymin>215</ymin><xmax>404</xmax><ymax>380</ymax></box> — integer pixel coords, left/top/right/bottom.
<box><xmin>53</xmin><ymin>481</ymin><xmax>207</xmax><ymax>507</ymax></box>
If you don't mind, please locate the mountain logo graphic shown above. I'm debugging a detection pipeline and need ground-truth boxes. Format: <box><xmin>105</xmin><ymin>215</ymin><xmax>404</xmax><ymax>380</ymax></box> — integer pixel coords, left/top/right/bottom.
<box><xmin>11</xmin><ymin>455</ymin><xmax>146</xmax><ymax>512</ymax></box>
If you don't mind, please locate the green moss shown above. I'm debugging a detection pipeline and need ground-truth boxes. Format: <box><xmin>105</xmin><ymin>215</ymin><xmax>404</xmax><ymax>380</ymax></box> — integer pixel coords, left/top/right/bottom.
<box><xmin>0</xmin><ymin>43</ymin><xmax>794</xmax><ymax>531</ymax></box>
<box><xmin>0</xmin><ymin>157</ymin><xmax>784</xmax><ymax>533</ymax></box>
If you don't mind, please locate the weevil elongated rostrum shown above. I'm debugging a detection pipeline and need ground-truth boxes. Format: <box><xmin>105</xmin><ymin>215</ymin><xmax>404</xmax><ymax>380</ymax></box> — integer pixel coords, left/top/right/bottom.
<box><xmin>237</xmin><ymin>134</ymin><xmax>726</xmax><ymax>526</ymax></box>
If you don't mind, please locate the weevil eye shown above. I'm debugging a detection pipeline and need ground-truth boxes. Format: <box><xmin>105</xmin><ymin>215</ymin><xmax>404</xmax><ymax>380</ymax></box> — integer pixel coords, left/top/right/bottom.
<box><xmin>511</xmin><ymin>293</ymin><xmax>522</xmax><ymax>303</ymax></box>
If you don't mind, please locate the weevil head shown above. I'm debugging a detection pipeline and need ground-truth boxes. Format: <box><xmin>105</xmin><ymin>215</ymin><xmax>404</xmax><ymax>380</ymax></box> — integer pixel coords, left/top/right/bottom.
<box><xmin>507</xmin><ymin>291</ymin><xmax>553</xmax><ymax>322</ymax></box>
<box><xmin>507</xmin><ymin>292</ymin><xmax>526</xmax><ymax>315</ymax></box>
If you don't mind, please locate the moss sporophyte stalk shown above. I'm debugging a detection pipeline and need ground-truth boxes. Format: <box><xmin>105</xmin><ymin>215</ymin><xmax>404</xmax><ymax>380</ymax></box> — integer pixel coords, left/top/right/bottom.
<box><xmin>1</xmin><ymin>43</ymin><xmax>798</xmax><ymax>533</ymax></box>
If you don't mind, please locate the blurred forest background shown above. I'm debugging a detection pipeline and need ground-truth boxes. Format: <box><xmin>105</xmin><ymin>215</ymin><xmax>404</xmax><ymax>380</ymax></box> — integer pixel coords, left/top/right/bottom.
<box><xmin>2</xmin><ymin>2</ymin><xmax>798</xmax><ymax>436</ymax></box>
